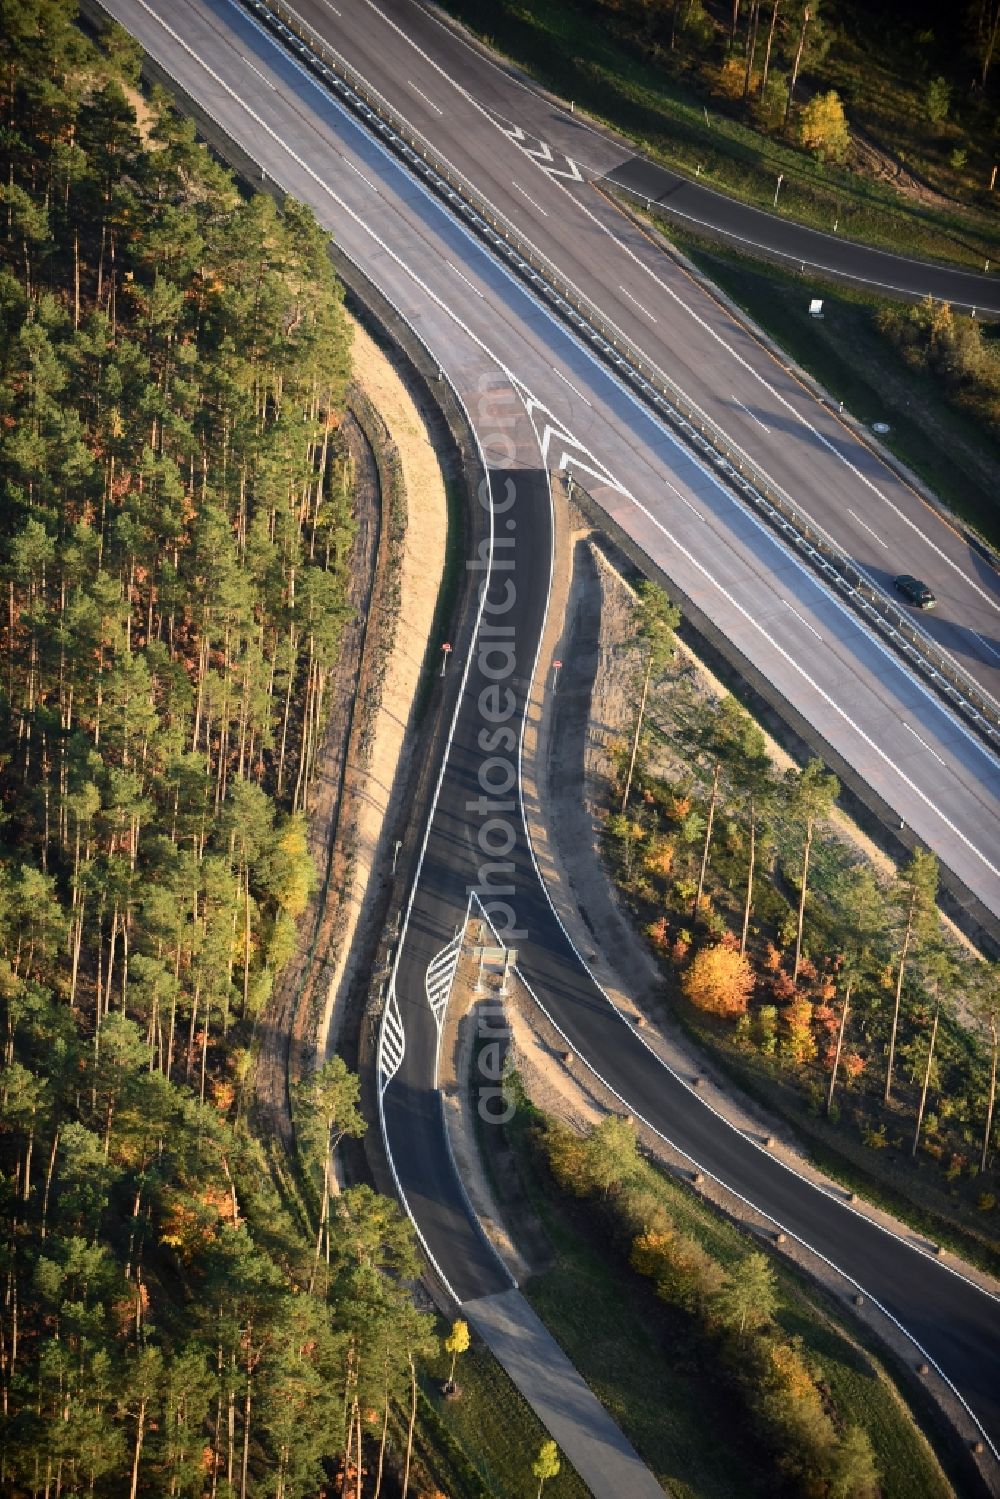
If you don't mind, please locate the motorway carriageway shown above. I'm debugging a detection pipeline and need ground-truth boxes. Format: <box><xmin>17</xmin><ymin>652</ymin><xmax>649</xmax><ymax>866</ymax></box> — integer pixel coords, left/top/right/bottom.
<box><xmin>108</xmin><ymin>0</ymin><xmax>1000</xmax><ymax>928</ymax></box>
<box><xmin>102</xmin><ymin>0</ymin><xmax>1000</xmax><ymax>1473</ymax></box>
<box><xmin>291</xmin><ymin>0</ymin><xmax>1000</xmax><ymax>714</ymax></box>
<box><xmin>336</xmin><ymin>0</ymin><xmax>1000</xmax><ymax>315</ymax></box>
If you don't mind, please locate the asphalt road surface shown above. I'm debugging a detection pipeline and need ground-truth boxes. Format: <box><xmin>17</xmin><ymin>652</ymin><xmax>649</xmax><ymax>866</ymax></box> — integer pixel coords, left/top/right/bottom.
<box><xmin>101</xmin><ymin>0</ymin><xmax>1000</xmax><ymax>1469</ymax></box>
<box><xmin>294</xmin><ymin>0</ymin><xmax>1000</xmax><ymax>712</ymax></box>
<box><xmin>107</xmin><ymin>0</ymin><xmax>1000</xmax><ymax>928</ymax></box>
<box><xmin>340</xmin><ymin>0</ymin><xmax>1000</xmax><ymax>314</ymax></box>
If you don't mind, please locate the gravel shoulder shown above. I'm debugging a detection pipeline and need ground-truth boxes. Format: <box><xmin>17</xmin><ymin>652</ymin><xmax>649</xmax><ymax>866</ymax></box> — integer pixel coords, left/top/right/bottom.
<box><xmin>312</xmin><ymin>318</ymin><xmax>449</xmax><ymax>1069</ymax></box>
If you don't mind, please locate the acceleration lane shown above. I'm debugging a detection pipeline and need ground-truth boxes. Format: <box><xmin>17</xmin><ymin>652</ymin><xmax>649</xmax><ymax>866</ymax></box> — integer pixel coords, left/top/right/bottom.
<box><xmin>344</xmin><ymin>0</ymin><xmax>1000</xmax><ymax>316</ymax></box>
<box><xmin>290</xmin><ymin>0</ymin><xmax>1000</xmax><ymax>703</ymax></box>
<box><xmin>104</xmin><ymin>0</ymin><xmax>1000</xmax><ymax>1465</ymax></box>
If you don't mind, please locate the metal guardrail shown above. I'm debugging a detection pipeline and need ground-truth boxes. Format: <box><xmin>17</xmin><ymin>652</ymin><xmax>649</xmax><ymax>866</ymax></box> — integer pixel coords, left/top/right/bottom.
<box><xmin>242</xmin><ymin>0</ymin><xmax>1000</xmax><ymax>755</ymax></box>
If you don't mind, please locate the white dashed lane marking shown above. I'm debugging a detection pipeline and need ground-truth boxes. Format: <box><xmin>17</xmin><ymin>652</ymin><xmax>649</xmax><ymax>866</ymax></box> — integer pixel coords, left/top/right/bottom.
<box><xmin>552</xmin><ymin>365</ymin><xmax>591</xmax><ymax>406</ymax></box>
<box><xmin>848</xmin><ymin>507</ymin><xmax>888</xmax><ymax>549</ymax></box>
<box><xmin>408</xmin><ymin>78</ymin><xmax>443</xmax><ymax>114</ymax></box>
<box><xmin>733</xmin><ymin>395</ymin><xmax>770</xmax><ymax>433</ymax></box>
<box><xmin>619</xmin><ymin>283</ymin><xmax>657</xmax><ymax>322</ymax></box>
<box><xmin>783</xmin><ymin>599</ymin><xmax>823</xmax><ymax>641</ymax></box>
<box><xmin>512</xmin><ymin>179</ymin><xmax>548</xmax><ymax>216</ymax></box>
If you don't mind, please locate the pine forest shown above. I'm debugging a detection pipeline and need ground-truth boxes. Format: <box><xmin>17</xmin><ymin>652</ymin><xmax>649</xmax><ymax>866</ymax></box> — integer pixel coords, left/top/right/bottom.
<box><xmin>0</xmin><ymin>4</ymin><xmax>435</xmax><ymax>1494</ymax></box>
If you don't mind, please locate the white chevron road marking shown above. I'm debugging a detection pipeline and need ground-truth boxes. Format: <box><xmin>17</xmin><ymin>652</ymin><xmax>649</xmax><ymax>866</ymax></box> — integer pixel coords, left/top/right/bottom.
<box><xmin>425</xmin><ymin>930</ymin><xmax>464</xmax><ymax>1031</ymax></box>
<box><xmin>499</xmin><ymin>120</ymin><xmax>584</xmax><ymax>182</ymax></box>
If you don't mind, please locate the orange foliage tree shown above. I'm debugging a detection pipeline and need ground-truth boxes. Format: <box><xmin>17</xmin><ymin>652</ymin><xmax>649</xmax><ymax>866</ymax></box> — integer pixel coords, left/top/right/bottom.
<box><xmin>682</xmin><ymin>944</ymin><xmax>754</xmax><ymax>1017</ymax></box>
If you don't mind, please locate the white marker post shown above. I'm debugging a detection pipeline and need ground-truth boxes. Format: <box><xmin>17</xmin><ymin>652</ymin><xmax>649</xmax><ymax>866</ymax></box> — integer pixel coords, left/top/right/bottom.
<box><xmin>774</xmin><ymin>172</ymin><xmax>784</xmax><ymax>209</ymax></box>
<box><xmin>440</xmin><ymin>641</ymin><xmax>452</xmax><ymax>677</ymax></box>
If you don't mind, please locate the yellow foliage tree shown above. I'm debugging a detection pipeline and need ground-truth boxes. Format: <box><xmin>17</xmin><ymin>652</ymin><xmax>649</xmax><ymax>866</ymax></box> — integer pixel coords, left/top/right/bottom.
<box><xmin>643</xmin><ymin>837</ymin><xmax>675</xmax><ymax>879</ymax></box>
<box><xmin>716</xmin><ymin>55</ymin><xmax>748</xmax><ymax>99</ymax></box>
<box><xmin>767</xmin><ymin>1340</ymin><xmax>824</xmax><ymax>1409</ymax></box>
<box><xmin>783</xmin><ymin>997</ymin><xmax>817</xmax><ymax>1064</ymax></box>
<box><xmin>682</xmin><ymin>944</ymin><xmax>754</xmax><ymax>1017</ymax></box>
<box><xmin>798</xmin><ymin>89</ymin><xmax>850</xmax><ymax>161</ymax></box>
<box><xmin>631</xmin><ymin>1230</ymin><xmax>674</xmax><ymax>1280</ymax></box>
<box><xmin>545</xmin><ymin>1120</ymin><xmax>592</xmax><ymax>1196</ymax></box>
<box><xmin>444</xmin><ymin>1318</ymin><xmax>470</xmax><ymax>1387</ymax></box>
<box><xmin>631</xmin><ymin>1228</ymin><xmax>725</xmax><ymax>1311</ymax></box>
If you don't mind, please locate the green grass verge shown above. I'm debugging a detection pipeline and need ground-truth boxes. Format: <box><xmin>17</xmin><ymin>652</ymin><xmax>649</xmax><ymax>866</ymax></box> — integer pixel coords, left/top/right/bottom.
<box><xmin>436</xmin><ymin>0</ymin><xmax>998</xmax><ymax>269</ymax></box>
<box><xmin>505</xmin><ymin>1100</ymin><xmax>958</xmax><ymax>1499</ymax></box>
<box><xmin>421</xmin><ymin>1335</ymin><xmax>590</xmax><ymax>1499</ymax></box>
<box><xmin>674</xmin><ymin>1010</ymin><xmax>1000</xmax><ymax>1280</ymax></box>
<box><xmin>656</xmin><ymin>228</ymin><xmax>1000</xmax><ymax>548</ymax></box>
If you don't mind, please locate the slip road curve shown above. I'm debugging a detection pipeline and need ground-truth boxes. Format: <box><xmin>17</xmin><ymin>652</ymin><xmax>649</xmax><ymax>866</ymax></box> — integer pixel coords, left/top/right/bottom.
<box><xmin>284</xmin><ymin>0</ymin><xmax>1000</xmax><ymax>716</ymax></box>
<box><xmin>357</xmin><ymin>0</ymin><xmax>1000</xmax><ymax>313</ymax></box>
<box><xmin>373</xmin><ymin>423</ymin><xmax>1000</xmax><ymax>1464</ymax></box>
<box><xmin>378</xmin><ymin>405</ymin><xmax>669</xmax><ymax>1495</ymax></box>
<box><xmin>98</xmin><ymin>0</ymin><xmax>1000</xmax><ymax>1479</ymax></box>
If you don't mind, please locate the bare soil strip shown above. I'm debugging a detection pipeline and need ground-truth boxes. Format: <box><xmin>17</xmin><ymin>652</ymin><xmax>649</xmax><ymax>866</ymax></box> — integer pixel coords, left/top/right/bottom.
<box><xmin>254</xmin><ymin>316</ymin><xmax>447</xmax><ymax>1146</ymax></box>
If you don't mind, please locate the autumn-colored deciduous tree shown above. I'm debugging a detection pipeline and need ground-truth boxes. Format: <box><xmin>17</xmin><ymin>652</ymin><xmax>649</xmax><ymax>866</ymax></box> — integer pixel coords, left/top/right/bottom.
<box><xmin>798</xmin><ymin>88</ymin><xmax>850</xmax><ymax>159</ymax></box>
<box><xmin>444</xmin><ymin>1318</ymin><xmax>470</xmax><ymax>1389</ymax></box>
<box><xmin>683</xmin><ymin>943</ymin><xmax>754</xmax><ymax>1016</ymax></box>
<box><xmin>583</xmin><ymin>1115</ymin><xmax>640</xmax><ymax>1196</ymax></box>
<box><xmin>545</xmin><ymin>1115</ymin><xmax>639</xmax><ymax>1197</ymax></box>
<box><xmin>631</xmin><ymin>1228</ymin><xmax>724</xmax><ymax>1312</ymax></box>
<box><xmin>828</xmin><ymin>1425</ymin><xmax>879</xmax><ymax>1499</ymax></box>
<box><xmin>783</xmin><ymin>997</ymin><xmax>817</xmax><ymax>1064</ymax></box>
<box><xmin>532</xmin><ymin>1439</ymin><xmax>561</xmax><ymax>1497</ymax></box>
<box><xmin>713</xmin><ymin>1251</ymin><xmax>776</xmax><ymax>1337</ymax></box>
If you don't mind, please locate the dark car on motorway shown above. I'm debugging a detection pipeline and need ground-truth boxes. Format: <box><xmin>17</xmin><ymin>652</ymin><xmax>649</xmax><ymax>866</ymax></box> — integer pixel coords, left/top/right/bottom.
<box><xmin>893</xmin><ymin>575</ymin><xmax>936</xmax><ymax>610</ymax></box>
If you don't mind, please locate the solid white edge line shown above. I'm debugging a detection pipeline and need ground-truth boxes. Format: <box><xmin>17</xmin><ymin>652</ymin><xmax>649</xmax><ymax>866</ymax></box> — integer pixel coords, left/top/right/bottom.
<box><xmin>620</xmin><ymin>187</ymin><xmax>1000</xmax><ymax>314</ymax></box>
<box><xmin>342</xmin><ymin>0</ymin><xmax>1000</xmax><ymax>638</ymax></box>
<box><xmin>156</xmin><ymin>0</ymin><xmax>1000</xmax><ymax>879</ymax></box>
<box><xmin>148</xmin><ymin>2</ymin><xmax>1000</xmax><ymax>1429</ymax></box>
